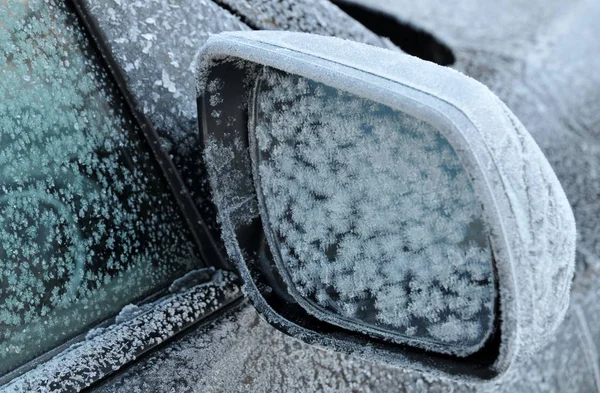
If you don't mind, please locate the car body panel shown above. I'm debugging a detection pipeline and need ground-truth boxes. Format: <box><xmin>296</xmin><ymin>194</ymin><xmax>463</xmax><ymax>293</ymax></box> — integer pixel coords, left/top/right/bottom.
<box><xmin>89</xmin><ymin>0</ymin><xmax>600</xmax><ymax>392</ymax></box>
<box><xmin>4</xmin><ymin>0</ymin><xmax>596</xmax><ymax>391</ymax></box>
<box><xmin>212</xmin><ymin>0</ymin><xmax>393</xmax><ymax>49</ymax></box>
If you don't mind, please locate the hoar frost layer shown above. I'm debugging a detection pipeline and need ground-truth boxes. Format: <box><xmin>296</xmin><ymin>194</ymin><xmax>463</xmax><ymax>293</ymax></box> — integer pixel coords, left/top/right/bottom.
<box><xmin>0</xmin><ymin>0</ymin><xmax>200</xmax><ymax>375</ymax></box>
<box><xmin>252</xmin><ymin>67</ymin><xmax>495</xmax><ymax>353</ymax></box>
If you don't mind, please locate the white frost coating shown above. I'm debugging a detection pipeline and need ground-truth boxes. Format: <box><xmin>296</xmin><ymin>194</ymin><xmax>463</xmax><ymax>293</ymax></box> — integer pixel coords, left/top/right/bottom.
<box><xmin>81</xmin><ymin>0</ymin><xmax>250</xmax><ymax>156</ymax></box>
<box><xmin>90</xmin><ymin>294</ymin><xmax>600</xmax><ymax>393</ymax></box>
<box><xmin>86</xmin><ymin>1</ymin><xmax>597</xmax><ymax>389</ymax></box>
<box><xmin>0</xmin><ymin>0</ymin><xmax>201</xmax><ymax>376</ymax></box>
<box><xmin>92</xmin><ymin>304</ymin><xmax>472</xmax><ymax>393</ymax></box>
<box><xmin>203</xmin><ymin>135</ymin><xmax>259</xmax><ymax>229</ymax></box>
<box><xmin>5</xmin><ymin>271</ymin><xmax>240</xmax><ymax>393</ymax></box>
<box><xmin>80</xmin><ymin>0</ymin><xmax>252</xmax><ymax>240</ymax></box>
<box><xmin>341</xmin><ymin>0</ymin><xmax>600</xmax><ymax>386</ymax></box>
<box><xmin>115</xmin><ymin>304</ymin><xmax>145</xmax><ymax>324</ymax></box>
<box><xmin>200</xmin><ymin>57</ymin><xmax>263</xmax><ymax>231</ymax></box>
<box><xmin>252</xmin><ymin>68</ymin><xmax>495</xmax><ymax>354</ymax></box>
<box><xmin>168</xmin><ymin>267</ymin><xmax>216</xmax><ymax>293</ymax></box>
<box><xmin>345</xmin><ymin>0</ymin><xmax>600</xmax><ymax>279</ymax></box>
<box><xmin>215</xmin><ymin>0</ymin><xmax>395</xmax><ymax>50</ymax></box>
<box><xmin>196</xmin><ymin>31</ymin><xmax>576</xmax><ymax>378</ymax></box>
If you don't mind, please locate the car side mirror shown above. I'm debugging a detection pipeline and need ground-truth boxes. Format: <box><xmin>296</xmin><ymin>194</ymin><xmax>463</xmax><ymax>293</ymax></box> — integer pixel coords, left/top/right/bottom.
<box><xmin>195</xmin><ymin>31</ymin><xmax>575</xmax><ymax>381</ymax></box>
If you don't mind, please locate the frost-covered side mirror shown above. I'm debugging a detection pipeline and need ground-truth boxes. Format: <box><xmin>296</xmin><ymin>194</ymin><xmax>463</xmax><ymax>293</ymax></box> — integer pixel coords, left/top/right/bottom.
<box><xmin>196</xmin><ymin>31</ymin><xmax>575</xmax><ymax>381</ymax></box>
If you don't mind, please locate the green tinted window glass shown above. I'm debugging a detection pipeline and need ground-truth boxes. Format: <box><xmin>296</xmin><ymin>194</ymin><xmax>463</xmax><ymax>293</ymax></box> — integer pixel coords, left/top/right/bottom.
<box><xmin>0</xmin><ymin>0</ymin><xmax>200</xmax><ymax>375</ymax></box>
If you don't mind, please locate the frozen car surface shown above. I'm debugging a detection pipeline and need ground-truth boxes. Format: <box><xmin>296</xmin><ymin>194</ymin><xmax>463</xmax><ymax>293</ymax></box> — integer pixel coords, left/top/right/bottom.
<box><xmin>0</xmin><ymin>0</ymin><xmax>596</xmax><ymax>391</ymax></box>
<box><xmin>339</xmin><ymin>0</ymin><xmax>600</xmax><ymax>277</ymax></box>
<box><xmin>87</xmin><ymin>0</ymin><xmax>600</xmax><ymax>392</ymax></box>
<box><xmin>74</xmin><ymin>0</ymin><xmax>395</xmax><ymax>258</ymax></box>
<box><xmin>90</xmin><ymin>297</ymin><xmax>598</xmax><ymax>393</ymax></box>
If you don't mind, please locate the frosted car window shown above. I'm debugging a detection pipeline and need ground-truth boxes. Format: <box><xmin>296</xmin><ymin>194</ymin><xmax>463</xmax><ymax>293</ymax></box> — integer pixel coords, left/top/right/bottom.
<box><xmin>0</xmin><ymin>0</ymin><xmax>201</xmax><ymax>375</ymax></box>
<box><xmin>251</xmin><ymin>67</ymin><xmax>496</xmax><ymax>353</ymax></box>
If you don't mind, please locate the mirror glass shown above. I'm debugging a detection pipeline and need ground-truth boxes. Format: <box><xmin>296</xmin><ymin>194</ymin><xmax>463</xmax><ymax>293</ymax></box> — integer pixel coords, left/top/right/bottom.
<box><xmin>250</xmin><ymin>67</ymin><xmax>496</xmax><ymax>354</ymax></box>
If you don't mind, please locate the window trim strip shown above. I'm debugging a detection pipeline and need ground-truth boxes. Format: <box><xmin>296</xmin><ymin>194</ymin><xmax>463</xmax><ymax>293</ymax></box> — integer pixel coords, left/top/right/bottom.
<box><xmin>2</xmin><ymin>270</ymin><xmax>241</xmax><ymax>392</ymax></box>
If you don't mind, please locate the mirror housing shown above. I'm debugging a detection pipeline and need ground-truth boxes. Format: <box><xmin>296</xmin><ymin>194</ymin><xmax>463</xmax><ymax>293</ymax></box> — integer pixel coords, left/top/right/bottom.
<box><xmin>196</xmin><ymin>31</ymin><xmax>575</xmax><ymax>381</ymax></box>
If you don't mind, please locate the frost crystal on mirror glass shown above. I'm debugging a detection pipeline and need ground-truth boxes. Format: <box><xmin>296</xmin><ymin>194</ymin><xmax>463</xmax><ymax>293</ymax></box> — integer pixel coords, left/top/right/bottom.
<box><xmin>0</xmin><ymin>0</ymin><xmax>200</xmax><ymax>375</ymax></box>
<box><xmin>252</xmin><ymin>67</ymin><xmax>496</xmax><ymax>353</ymax></box>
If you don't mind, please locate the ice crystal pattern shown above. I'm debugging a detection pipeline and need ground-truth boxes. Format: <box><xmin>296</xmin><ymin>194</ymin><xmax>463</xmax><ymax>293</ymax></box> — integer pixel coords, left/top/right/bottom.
<box><xmin>80</xmin><ymin>0</ymin><xmax>251</xmax><ymax>244</ymax></box>
<box><xmin>215</xmin><ymin>0</ymin><xmax>392</xmax><ymax>49</ymax></box>
<box><xmin>6</xmin><ymin>270</ymin><xmax>240</xmax><ymax>393</ymax></box>
<box><xmin>253</xmin><ymin>68</ymin><xmax>495</xmax><ymax>352</ymax></box>
<box><xmin>0</xmin><ymin>0</ymin><xmax>200</xmax><ymax>375</ymax></box>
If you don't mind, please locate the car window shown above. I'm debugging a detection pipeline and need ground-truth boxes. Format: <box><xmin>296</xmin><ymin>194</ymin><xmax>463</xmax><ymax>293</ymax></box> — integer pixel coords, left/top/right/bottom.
<box><xmin>0</xmin><ymin>0</ymin><xmax>202</xmax><ymax>377</ymax></box>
